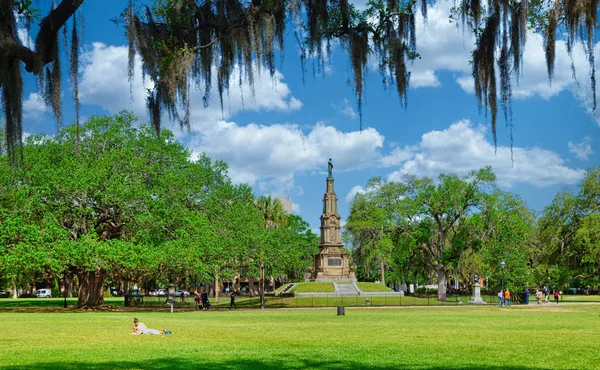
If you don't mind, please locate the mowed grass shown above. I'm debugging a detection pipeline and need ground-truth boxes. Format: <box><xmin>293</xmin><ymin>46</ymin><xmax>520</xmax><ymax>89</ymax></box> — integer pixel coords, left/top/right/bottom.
<box><xmin>357</xmin><ymin>282</ymin><xmax>394</xmax><ymax>292</ymax></box>
<box><xmin>0</xmin><ymin>305</ymin><xmax>599</xmax><ymax>369</ymax></box>
<box><xmin>290</xmin><ymin>282</ymin><xmax>334</xmax><ymax>293</ymax></box>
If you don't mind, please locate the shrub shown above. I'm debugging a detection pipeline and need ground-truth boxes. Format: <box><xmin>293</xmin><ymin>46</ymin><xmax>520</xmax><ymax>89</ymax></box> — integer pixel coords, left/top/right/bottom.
<box><xmin>19</xmin><ymin>293</ymin><xmax>38</xmax><ymax>298</ymax></box>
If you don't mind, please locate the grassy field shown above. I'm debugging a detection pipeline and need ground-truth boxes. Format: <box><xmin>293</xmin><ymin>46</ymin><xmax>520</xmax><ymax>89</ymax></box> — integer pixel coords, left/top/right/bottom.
<box><xmin>3</xmin><ymin>294</ymin><xmax>599</xmax><ymax>309</ymax></box>
<box><xmin>357</xmin><ymin>282</ymin><xmax>394</xmax><ymax>292</ymax></box>
<box><xmin>0</xmin><ymin>304</ymin><xmax>599</xmax><ymax>369</ymax></box>
<box><xmin>289</xmin><ymin>282</ymin><xmax>334</xmax><ymax>293</ymax></box>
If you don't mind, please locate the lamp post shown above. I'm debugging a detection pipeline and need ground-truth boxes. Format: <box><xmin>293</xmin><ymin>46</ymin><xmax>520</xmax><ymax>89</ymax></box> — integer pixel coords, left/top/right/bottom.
<box><xmin>260</xmin><ymin>261</ymin><xmax>265</xmax><ymax>309</ymax></box>
<box><xmin>500</xmin><ymin>260</ymin><xmax>506</xmax><ymax>306</ymax></box>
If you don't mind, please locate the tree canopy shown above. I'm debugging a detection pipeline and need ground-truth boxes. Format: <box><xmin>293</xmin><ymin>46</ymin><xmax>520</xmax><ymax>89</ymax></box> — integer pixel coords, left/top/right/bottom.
<box><xmin>1</xmin><ymin>0</ymin><xmax>599</xmax><ymax>159</ymax></box>
<box><xmin>0</xmin><ymin>112</ymin><xmax>318</xmax><ymax>306</ymax></box>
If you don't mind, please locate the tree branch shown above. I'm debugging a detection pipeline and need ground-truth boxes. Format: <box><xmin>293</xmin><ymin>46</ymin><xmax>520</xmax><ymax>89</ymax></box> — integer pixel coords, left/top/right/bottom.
<box><xmin>1</xmin><ymin>0</ymin><xmax>84</xmax><ymax>73</ymax></box>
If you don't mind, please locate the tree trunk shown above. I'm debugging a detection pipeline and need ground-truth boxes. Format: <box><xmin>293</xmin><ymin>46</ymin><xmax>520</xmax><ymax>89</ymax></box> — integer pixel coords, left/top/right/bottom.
<box><xmin>379</xmin><ymin>258</ymin><xmax>385</xmax><ymax>286</ymax></box>
<box><xmin>214</xmin><ymin>273</ymin><xmax>220</xmax><ymax>305</ymax></box>
<box><xmin>11</xmin><ymin>279</ymin><xmax>18</xmax><ymax>299</ymax></box>
<box><xmin>76</xmin><ymin>267</ymin><xmax>106</xmax><ymax>307</ymax></box>
<box><xmin>436</xmin><ymin>267</ymin><xmax>447</xmax><ymax>302</ymax></box>
<box><xmin>248</xmin><ymin>277</ymin><xmax>255</xmax><ymax>296</ymax></box>
<box><xmin>63</xmin><ymin>275</ymin><xmax>74</xmax><ymax>298</ymax></box>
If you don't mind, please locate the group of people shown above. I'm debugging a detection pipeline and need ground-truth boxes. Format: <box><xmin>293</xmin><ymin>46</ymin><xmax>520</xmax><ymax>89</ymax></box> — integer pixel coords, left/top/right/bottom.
<box><xmin>498</xmin><ymin>288</ymin><xmax>561</xmax><ymax>306</ymax></box>
<box><xmin>534</xmin><ymin>289</ymin><xmax>560</xmax><ymax>305</ymax></box>
<box><xmin>193</xmin><ymin>291</ymin><xmax>212</xmax><ymax>310</ymax></box>
<box><xmin>497</xmin><ymin>289</ymin><xmax>511</xmax><ymax>306</ymax></box>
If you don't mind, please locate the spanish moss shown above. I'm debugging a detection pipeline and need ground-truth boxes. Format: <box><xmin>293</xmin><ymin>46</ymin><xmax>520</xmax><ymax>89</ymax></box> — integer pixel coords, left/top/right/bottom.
<box><xmin>70</xmin><ymin>14</ymin><xmax>81</xmax><ymax>149</ymax></box>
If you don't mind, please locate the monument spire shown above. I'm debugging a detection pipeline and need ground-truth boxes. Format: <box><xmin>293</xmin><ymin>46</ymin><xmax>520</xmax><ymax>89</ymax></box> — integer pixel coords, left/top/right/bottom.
<box><xmin>305</xmin><ymin>159</ymin><xmax>355</xmax><ymax>281</ymax></box>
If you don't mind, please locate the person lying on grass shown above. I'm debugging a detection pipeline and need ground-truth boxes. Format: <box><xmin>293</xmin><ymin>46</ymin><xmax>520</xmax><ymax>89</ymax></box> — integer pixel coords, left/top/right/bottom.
<box><xmin>132</xmin><ymin>317</ymin><xmax>171</xmax><ymax>335</ymax></box>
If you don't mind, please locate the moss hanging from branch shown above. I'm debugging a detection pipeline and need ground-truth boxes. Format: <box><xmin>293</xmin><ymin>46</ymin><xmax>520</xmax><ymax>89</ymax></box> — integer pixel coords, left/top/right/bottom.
<box><xmin>70</xmin><ymin>14</ymin><xmax>81</xmax><ymax>148</ymax></box>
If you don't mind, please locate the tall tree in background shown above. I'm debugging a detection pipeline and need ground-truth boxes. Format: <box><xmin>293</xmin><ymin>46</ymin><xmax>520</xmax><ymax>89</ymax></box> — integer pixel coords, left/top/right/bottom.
<box><xmin>2</xmin><ymin>0</ymin><xmax>599</xmax><ymax>158</ymax></box>
<box><xmin>538</xmin><ymin>167</ymin><xmax>600</xmax><ymax>291</ymax></box>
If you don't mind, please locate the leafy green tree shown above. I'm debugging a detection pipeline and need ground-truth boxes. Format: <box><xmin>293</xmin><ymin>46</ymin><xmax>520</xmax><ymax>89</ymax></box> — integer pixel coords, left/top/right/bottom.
<box><xmin>477</xmin><ymin>191</ymin><xmax>536</xmax><ymax>292</ymax></box>
<box><xmin>345</xmin><ymin>190</ymin><xmax>395</xmax><ymax>285</ymax></box>
<box><xmin>0</xmin><ymin>112</ymin><xmax>241</xmax><ymax>306</ymax></box>
<box><xmin>538</xmin><ymin>168</ymin><xmax>600</xmax><ymax>291</ymax></box>
<box><xmin>403</xmin><ymin>167</ymin><xmax>496</xmax><ymax>301</ymax></box>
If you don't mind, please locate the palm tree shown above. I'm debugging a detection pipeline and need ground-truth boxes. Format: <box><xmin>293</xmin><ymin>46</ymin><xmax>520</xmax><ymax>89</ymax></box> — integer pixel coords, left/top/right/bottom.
<box><xmin>254</xmin><ymin>196</ymin><xmax>288</xmax><ymax>229</ymax></box>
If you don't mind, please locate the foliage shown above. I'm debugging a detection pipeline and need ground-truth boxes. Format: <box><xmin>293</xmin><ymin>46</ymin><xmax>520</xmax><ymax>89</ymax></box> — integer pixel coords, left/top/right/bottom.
<box><xmin>537</xmin><ymin>167</ymin><xmax>600</xmax><ymax>290</ymax></box>
<box><xmin>0</xmin><ymin>112</ymin><xmax>317</xmax><ymax>306</ymax></box>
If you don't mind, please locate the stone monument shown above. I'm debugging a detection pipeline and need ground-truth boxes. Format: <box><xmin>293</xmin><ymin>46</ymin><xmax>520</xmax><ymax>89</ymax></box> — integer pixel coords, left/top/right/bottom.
<box><xmin>305</xmin><ymin>159</ymin><xmax>356</xmax><ymax>281</ymax></box>
<box><xmin>468</xmin><ymin>274</ymin><xmax>486</xmax><ymax>305</ymax></box>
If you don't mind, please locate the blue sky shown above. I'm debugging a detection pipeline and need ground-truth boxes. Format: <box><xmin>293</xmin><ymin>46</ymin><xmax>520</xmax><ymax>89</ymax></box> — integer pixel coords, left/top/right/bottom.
<box><xmin>19</xmin><ymin>1</ymin><xmax>599</xmax><ymax>232</ymax></box>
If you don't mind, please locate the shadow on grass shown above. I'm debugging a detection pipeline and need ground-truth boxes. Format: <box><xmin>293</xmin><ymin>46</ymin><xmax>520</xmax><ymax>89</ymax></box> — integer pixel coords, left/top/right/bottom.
<box><xmin>0</xmin><ymin>358</ymin><xmax>548</xmax><ymax>370</ymax></box>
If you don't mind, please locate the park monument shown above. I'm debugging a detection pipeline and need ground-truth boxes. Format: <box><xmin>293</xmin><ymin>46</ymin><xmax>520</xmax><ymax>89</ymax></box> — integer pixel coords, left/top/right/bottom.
<box><xmin>305</xmin><ymin>159</ymin><xmax>356</xmax><ymax>281</ymax></box>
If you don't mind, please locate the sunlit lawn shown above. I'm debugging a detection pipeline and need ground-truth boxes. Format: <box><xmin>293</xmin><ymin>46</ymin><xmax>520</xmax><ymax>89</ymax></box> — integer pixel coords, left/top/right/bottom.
<box><xmin>0</xmin><ymin>304</ymin><xmax>599</xmax><ymax>369</ymax></box>
<box><xmin>2</xmin><ymin>294</ymin><xmax>598</xmax><ymax>309</ymax></box>
<box><xmin>290</xmin><ymin>282</ymin><xmax>334</xmax><ymax>293</ymax></box>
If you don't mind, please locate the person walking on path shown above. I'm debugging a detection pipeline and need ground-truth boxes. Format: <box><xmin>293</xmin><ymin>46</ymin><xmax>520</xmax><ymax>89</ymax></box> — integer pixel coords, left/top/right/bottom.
<box><xmin>554</xmin><ymin>290</ymin><xmax>560</xmax><ymax>304</ymax></box>
<box><xmin>498</xmin><ymin>290</ymin><xmax>503</xmax><ymax>307</ymax></box>
<box><xmin>504</xmin><ymin>289</ymin><xmax>511</xmax><ymax>306</ymax></box>
<box><xmin>230</xmin><ymin>291</ymin><xmax>236</xmax><ymax>308</ymax></box>
<box><xmin>536</xmin><ymin>289</ymin><xmax>542</xmax><ymax>304</ymax></box>
<box><xmin>545</xmin><ymin>289</ymin><xmax>550</xmax><ymax>304</ymax></box>
<box><xmin>525</xmin><ymin>288</ymin><xmax>530</xmax><ymax>305</ymax></box>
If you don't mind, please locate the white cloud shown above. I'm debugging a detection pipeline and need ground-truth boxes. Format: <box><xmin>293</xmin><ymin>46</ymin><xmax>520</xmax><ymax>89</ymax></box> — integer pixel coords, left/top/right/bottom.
<box><xmin>379</xmin><ymin>146</ymin><xmax>414</xmax><ymax>167</ymax></box>
<box><xmin>79</xmin><ymin>43</ymin><xmax>302</xmax><ymax>130</ymax></box>
<box><xmin>332</xmin><ymin>99</ymin><xmax>358</xmax><ymax>119</ymax></box>
<box><xmin>346</xmin><ymin>185</ymin><xmax>367</xmax><ymax>203</ymax></box>
<box><xmin>23</xmin><ymin>93</ymin><xmax>48</xmax><ymax>119</ymax></box>
<box><xmin>291</xmin><ymin>202</ymin><xmax>301</xmax><ymax>214</ymax></box>
<box><xmin>387</xmin><ymin>120</ymin><xmax>585</xmax><ymax>188</ymax></box>
<box><xmin>409</xmin><ymin>2</ymin><xmax>473</xmax><ymax>89</ymax></box>
<box><xmin>79</xmin><ymin>43</ymin><xmax>150</xmax><ymax>119</ymax></box>
<box><xmin>568</xmin><ymin>136</ymin><xmax>593</xmax><ymax>160</ymax></box>
<box><xmin>188</xmin><ymin>120</ymin><xmax>385</xmax><ymax>193</ymax></box>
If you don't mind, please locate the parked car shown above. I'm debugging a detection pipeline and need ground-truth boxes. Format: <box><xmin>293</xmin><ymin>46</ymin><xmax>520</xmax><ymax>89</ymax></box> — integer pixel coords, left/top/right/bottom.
<box><xmin>149</xmin><ymin>289</ymin><xmax>166</xmax><ymax>297</ymax></box>
<box><xmin>175</xmin><ymin>290</ymin><xmax>190</xmax><ymax>297</ymax></box>
<box><xmin>35</xmin><ymin>288</ymin><xmax>52</xmax><ymax>298</ymax></box>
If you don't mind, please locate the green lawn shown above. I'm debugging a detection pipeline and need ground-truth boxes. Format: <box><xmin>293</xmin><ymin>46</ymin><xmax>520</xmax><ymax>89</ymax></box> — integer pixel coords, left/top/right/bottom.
<box><xmin>289</xmin><ymin>282</ymin><xmax>334</xmax><ymax>293</ymax></box>
<box><xmin>0</xmin><ymin>305</ymin><xmax>599</xmax><ymax>369</ymax></box>
<box><xmin>1</xmin><ymin>294</ymin><xmax>598</xmax><ymax>309</ymax></box>
<box><xmin>560</xmin><ymin>294</ymin><xmax>600</xmax><ymax>302</ymax></box>
<box><xmin>357</xmin><ymin>282</ymin><xmax>393</xmax><ymax>292</ymax></box>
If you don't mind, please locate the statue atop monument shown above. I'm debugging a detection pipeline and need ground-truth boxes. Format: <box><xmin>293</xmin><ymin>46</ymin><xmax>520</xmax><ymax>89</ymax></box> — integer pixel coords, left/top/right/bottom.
<box><xmin>327</xmin><ymin>158</ymin><xmax>333</xmax><ymax>178</ymax></box>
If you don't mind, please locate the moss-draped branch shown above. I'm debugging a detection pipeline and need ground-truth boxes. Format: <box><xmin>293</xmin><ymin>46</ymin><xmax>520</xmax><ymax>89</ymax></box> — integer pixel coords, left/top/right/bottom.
<box><xmin>1</xmin><ymin>0</ymin><xmax>600</xmax><ymax>160</ymax></box>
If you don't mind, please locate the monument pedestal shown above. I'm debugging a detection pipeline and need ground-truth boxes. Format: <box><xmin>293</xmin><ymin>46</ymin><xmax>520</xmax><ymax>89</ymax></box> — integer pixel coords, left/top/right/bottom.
<box><xmin>469</xmin><ymin>282</ymin><xmax>486</xmax><ymax>305</ymax></box>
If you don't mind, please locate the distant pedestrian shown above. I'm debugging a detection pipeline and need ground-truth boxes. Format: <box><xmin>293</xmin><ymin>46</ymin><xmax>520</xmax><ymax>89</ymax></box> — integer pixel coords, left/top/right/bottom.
<box><xmin>525</xmin><ymin>288</ymin><xmax>530</xmax><ymax>305</ymax></box>
<box><xmin>180</xmin><ymin>291</ymin><xmax>185</xmax><ymax>304</ymax></box>
<box><xmin>498</xmin><ymin>290</ymin><xmax>503</xmax><ymax>307</ymax></box>
<box><xmin>230</xmin><ymin>291</ymin><xmax>236</xmax><ymax>308</ymax></box>
<box><xmin>554</xmin><ymin>290</ymin><xmax>559</xmax><ymax>304</ymax></box>
<box><xmin>194</xmin><ymin>292</ymin><xmax>200</xmax><ymax>310</ymax></box>
<box><xmin>545</xmin><ymin>289</ymin><xmax>550</xmax><ymax>303</ymax></box>
<box><xmin>201</xmin><ymin>291</ymin><xmax>208</xmax><ymax>310</ymax></box>
<box><xmin>536</xmin><ymin>289</ymin><xmax>542</xmax><ymax>305</ymax></box>
<box><xmin>504</xmin><ymin>289</ymin><xmax>511</xmax><ymax>306</ymax></box>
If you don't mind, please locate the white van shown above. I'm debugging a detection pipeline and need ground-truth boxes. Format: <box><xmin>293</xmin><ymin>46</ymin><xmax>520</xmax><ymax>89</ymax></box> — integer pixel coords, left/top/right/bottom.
<box><xmin>35</xmin><ymin>289</ymin><xmax>52</xmax><ymax>298</ymax></box>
